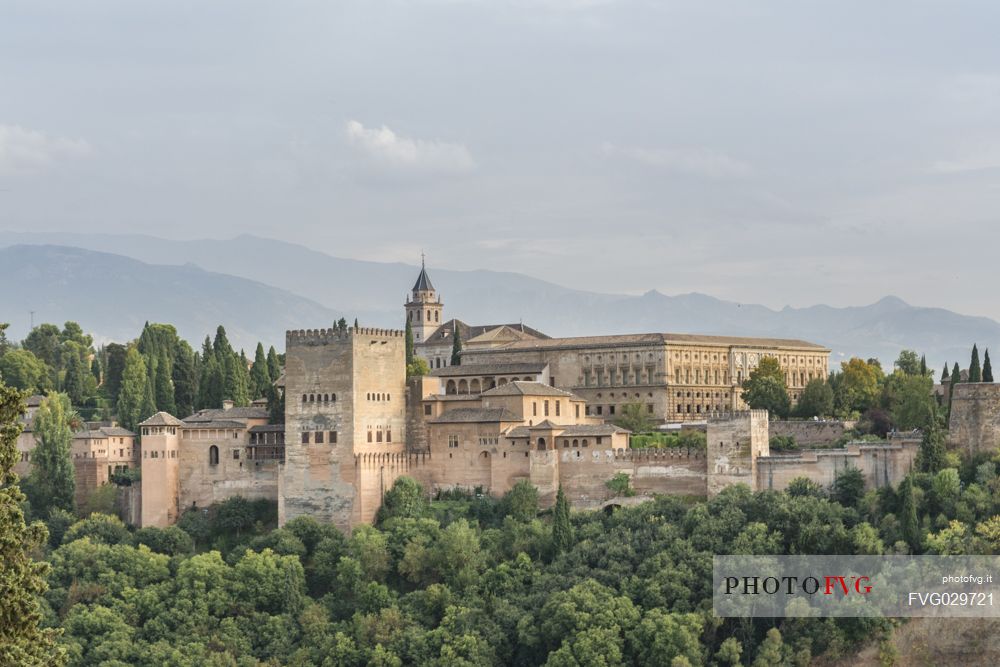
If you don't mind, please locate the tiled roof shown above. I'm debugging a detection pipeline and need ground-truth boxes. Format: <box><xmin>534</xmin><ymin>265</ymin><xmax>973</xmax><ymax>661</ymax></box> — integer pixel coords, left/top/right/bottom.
<box><xmin>466</xmin><ymin>326</ymin><xmax>541</xmax><ymax>345</ymax></box>
<box><xmin>139</xmin><ymin>412</ymin><xmax>184</xmax><ymax>427</ymax></box>
<box><xmin>98</xmin><ymin>426</ymin><xmax>136</xmax><ymax>437</ymax></box>
<box><xmin>25</xmin><ymin>394</ymin><xmax>45</xmax><ymax>407</ymax></box>
<box><xmin>429</xmin><ymin>407</ymin><xmax>520</xmax><ymax>423</ymax></box>
<box><xmin>420</xmin><ymin>319</ymin><xmax>549</xmax><ymax>347</ymax></box>
<box><xmin>431</xmin><ymin>362</ymin><xmax>548</xmax><ymax>378</ymax></box>
<box><xmin>481</xmin><ymin>381</ymin><xmax>578</xmax><ymax>398</ymax></box>
<box><xmin>183</xmin><ymin>406</ymin><xmax>269</xmax><ymax>422</ymax></box>
<box><xmin>181</xmin><ymin>420</ymin><xmax>247</xmax><ymax>430</ymax></box>
<box><xmin>504</xmin><ymin>423</ymin><xmax>629</xmax><ymax>438</ymax></box>
<box><xmin>248</xmin><ymin>424</ymin><xmax>285</xmax><ymax>433</ymax></box>
<box><xmin>558</xmin><ymin>424</ymin><xmax>630</xmax><ymax>436</ymax></box>
<box><xmin>465</xmin><ymin>332</ymin><xmax>828</xmax><ymax>352</ymax></box>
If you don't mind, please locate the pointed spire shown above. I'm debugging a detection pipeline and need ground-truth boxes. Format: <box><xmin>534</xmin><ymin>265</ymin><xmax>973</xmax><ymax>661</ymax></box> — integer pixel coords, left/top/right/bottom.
<box><xmin>411</xmin><ymin>254</ymin><xmax>435</xmax><ymax>292</ymax></box>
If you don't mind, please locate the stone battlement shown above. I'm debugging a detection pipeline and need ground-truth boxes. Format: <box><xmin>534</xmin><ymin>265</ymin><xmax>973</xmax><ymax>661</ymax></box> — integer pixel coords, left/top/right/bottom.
<box><xmin>707</xmin><ymin>409</ymin><xmax>770</xmax><ymax>423</ymax></box>
<box><xmin>286</xmin><ymin>326</ymin><xmax>405</xmax><ymax>346</ymax></box>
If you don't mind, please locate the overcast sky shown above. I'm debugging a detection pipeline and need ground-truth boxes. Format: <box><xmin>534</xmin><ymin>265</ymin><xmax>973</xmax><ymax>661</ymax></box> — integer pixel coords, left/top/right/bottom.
<box><xmin>2</xmin><ymin>1</ymin><xmax>998</xmax><ymax>318</ymax></box>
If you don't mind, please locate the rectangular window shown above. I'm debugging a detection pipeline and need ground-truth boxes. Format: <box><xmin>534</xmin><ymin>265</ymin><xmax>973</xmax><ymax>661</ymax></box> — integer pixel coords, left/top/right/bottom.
<box><xmin>367</xmin><ymin>431</ymin><xmax>373</xmax><ymax>443</ymax></box>
<box><xmin>609</xmin><ymin>405</ymin><xmax>616</xmax><ymax>415</ymax></box>
<box><xmin>533</xmin><ymin>402</ymin><xmax>537</xmax><ymax>416</ymax></box>
<box><xmin>597</xmin><ymin>436</ymin><xmax>603</xmax><ymax>445</ymax></box>
<box><xmin>387</xmin><ymin>430</ymin><xmax>392</xmax><ymax>443</ymax></box>
<box><xmin>233</xmin><ymin>449</ymin><xmax>240</xmax><ymax>460</ymax></box>
<box><xmin>330</xmin><ymin>431</ymin><xmax>337</xmax><ymax>444</ymax></box>
<box><xmin>376</xmin><ymin>430</ymin><xmax>383</xmax><ymax>443</ymax></box>
<box><xmin>424</xmin><ymin>404</ymin><xmax>432</xmax><ymax>415</ymax></box>
<box><xmin>544</xmin><ymin>400</ymin><xmax>549</xmax><ymax>416</ymax></box>
<box><xmin>596</xmin><ymin>406</ymin><xmax>603</xmax><ymax>415</ymax></box>
<box><xmin>315</xmin><ymin>431</ymin><xmax>324</xmax><ymax>444</ymax></box>
<box><xmin>647</xmin><ymin>404</ymin><xmax>654</xmax><ymax>413</ymax></box>
<box><xmin>575</xmin><ymin>404</ymin><xmax>580</xmax><ymax>418</ymax></box>
<box><xmin>556</xmin><ymin>401</ymin><xmax>560</xmax><ymax>417</ymax></box>
<box><xmin>301</xmin><ymin>432</ymin><xmax>310</xmax><ymax>444</ymax></box>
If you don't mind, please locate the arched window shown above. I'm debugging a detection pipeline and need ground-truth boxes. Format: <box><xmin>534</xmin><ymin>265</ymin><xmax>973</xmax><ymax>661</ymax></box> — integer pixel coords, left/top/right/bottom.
<box><xmin>331</xmin><ymin>394</ymin><xmax>336</xmax><ymax>402</ymax></box>
<box><xmin>458</xmin><ymin>379</ymin><xmax>468</xmax><ymax>394</ymax></box>
<box><xmin>572</xmin><ymin>439</ymin><xmax>579</xmax><ymax>447</ymax></box>
<box><xmin>446</xmin><ymin>380</ymin><xmax>457</xmax><ymax>395</ymax></box>
<box><xmin>302</xmin><ymin>394</ymin><xmax>307</xmax><ymax>403</ymax></box>
<box><xmin>209</xmin><ymin>445</ymin><xmax>219</xmax><ymax>465</ymax></box>
<box><xmin>323</xmin><ymin>393</ymin><xmax>329</xmax><ymax>402</ymax></box>
<box><xmin>582</xmin><ymin>439</ymin><xmax>588</xmax><ymax>447</ymax></box>
<box><xmin>470</xmin><ymin>379</ymin><xmax>481</xmax><ymax>393</ymax></box>
<box><xmin>537</xmin><ymin>437</ymin><xmax>547</xmax><ymax>450</ymax></box>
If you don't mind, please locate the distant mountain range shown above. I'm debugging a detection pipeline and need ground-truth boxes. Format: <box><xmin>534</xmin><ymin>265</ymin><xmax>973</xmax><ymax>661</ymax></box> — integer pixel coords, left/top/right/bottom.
<box><xmin>1</xmin><ymin>231</ymin><xmax>996</xmax><ymax>371</ymax></box>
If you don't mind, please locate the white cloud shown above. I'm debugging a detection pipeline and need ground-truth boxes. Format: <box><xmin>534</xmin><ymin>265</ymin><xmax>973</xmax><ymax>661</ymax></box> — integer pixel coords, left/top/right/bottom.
<box><xmin>601</xmin><ymin>141</ymin><xmax>751</xmax><ymax>179</ymax></box>
<box><xmin>345</xmin><ymin>120</ymin><xmax>475</xmax><ymax>174</ymax></box>
<box><xmin>0</xmin><ymin>124</ymin><xmax>91</xmax><ymax>175</ymax></box>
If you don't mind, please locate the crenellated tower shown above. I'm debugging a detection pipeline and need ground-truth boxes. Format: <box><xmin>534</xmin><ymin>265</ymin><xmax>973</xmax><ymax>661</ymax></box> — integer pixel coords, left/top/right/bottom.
<box><xmin>404</xmin><ymin>256</ymin><xmax>443</xmax><ymax>343</ymax></box>
<box><xmin>279</xmin><ymin>326</ymin><xmax>408</xmax><ymax>532</ymax></box>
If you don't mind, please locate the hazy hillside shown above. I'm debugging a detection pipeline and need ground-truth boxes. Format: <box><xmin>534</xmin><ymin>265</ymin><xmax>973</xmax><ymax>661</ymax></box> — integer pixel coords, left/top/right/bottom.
<box><xmin>0</xmin><ymin>245</ymin><xmax>340</xmax><ymax>350</ymax></box>
<box><xmin>1</xmin><ymin>232</ymin><xmax>997</xmax><ymax>369</ymax></box>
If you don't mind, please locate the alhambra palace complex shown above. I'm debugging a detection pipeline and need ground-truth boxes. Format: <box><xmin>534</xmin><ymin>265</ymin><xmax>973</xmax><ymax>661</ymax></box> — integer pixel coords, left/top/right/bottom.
<box><xmin>28</xmin><ymin>263</ymin><xmax>1000</xmax><ymax>532</ymax></box>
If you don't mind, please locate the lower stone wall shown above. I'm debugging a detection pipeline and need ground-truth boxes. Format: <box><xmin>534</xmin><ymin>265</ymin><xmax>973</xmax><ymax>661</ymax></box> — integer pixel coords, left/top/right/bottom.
<box><xmin>558</xmin><ymin>448</ymin><xmax>707</xmax><ymax>509</ymax></box>
<box><xmin>117</xmin><ymin>485</ymin><xmax>141</xmax><ymax>526</ymax></box>
<box><xmin>770</xmin><ymin>420</ymin><xmax>853</xmax><ymax>447</ymax></box>
<box><xmin>756</xmin><ymin>439</ymin><xmax>919</xmax><ymax>492</ymax></box>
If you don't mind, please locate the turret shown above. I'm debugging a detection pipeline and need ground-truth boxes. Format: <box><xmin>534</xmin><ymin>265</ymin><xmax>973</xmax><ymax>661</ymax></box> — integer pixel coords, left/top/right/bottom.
<box><xmin>404</xmin><ymin>256</ymin><xmax>443</xmax><ymax>343</ymax></box>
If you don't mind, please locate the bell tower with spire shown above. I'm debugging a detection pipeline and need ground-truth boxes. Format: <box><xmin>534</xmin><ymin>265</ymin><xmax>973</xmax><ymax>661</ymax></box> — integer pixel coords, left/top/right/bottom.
<box><xmin>405</xmin><ymin>254</ymin><xmax>443</xmax><ymax>343</ymax></box>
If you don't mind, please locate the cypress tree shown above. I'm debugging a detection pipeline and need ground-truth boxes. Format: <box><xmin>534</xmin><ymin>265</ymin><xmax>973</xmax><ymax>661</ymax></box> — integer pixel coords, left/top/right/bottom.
<box><xmin>900</xmin><ymin>476</ymin><xmax>920</xmax><ymax>552</ymax></box>
<box><xmin>354</xmin><ymin>318</ymin><xmax>359</xmax><ymax>329</ymax></box>
<box><xmin>451</xmin><ymin>328</ymin><xmax>463</xmax><ymax>366</ymax></box>
<box><xmin>405</xmin><ymin>319</ymin><xmax>415</xmax><ymax>366</ymax></box>
<box><xmin>984</xmin><ymin>349</ymin><xmax>994</xmax><ymax>383</ymax></box>
<box><xmin>336</xmin><ymin>318</ymin><xmax>348</xmax><ymax>333</ymax></box>
<box><xmin>250</xmin><ymin>343</ymin><xmax>271</xmax><ymax>399</ymax></box>
<box><xmin>920</xmin><ymin>355</ymin><xmax>927</xmax><ymax>377</ymax></box>
<box><xmin>172</xmin><ymin>343</ymin><xmax>196</xmax><ymax>418</ymax></box>
<box><xmin>223</xmin><ymin>353</ymin><xmax>251</xmax><ymax>406</ymax></box>
<box><xmin>154</xmin><ymin>351</ymin><xmax>176</xmax><ymax>414</ymax></box>
<box><xmin>266</xmin><ymin>346</ymin><xmax>281</xmax><ymax>383</ymax></box>
<box><xmin>197</xmin><ymin>355</ymin><xmax>223</xmax><ymax>410</ymax></box>
<box><xmin>969</xmin><ymin>344</ymin><xmax>982</xmax><ymax>382</ymax></box>
<box><xmin>213</xmin><ymin>325</ymin><xmax>232</xmax><ymax>360</ymax></box>
<box><xmin>918</xmin><ymin>415</ymin><xmax>947</xmax><ymax>473</ymax></box>
<box><xmin>941</xmin><ymin>364</ymin><xmax>949</xmax><ymax>382</ymax></box>
<box><xmin>552</xmin><ymin>485</ymin><xmax>573</xmax><ymax>553</ymax></box>
<box><xmin>27</xmin><ymin>392</ymin><xmax>76</xmax><ymax>515</ymax></box>
<box><xmin>140</xmin><ymin>367</ymin><xmax>157</xmax><ymax>424</ymax></box>
<box><xmin>117</xmin><ymin>348</ymin><xmax>150</xmax><ymax>433</ymax></box>
<box><xmin>0</xmin><ymin>381</ymin><xmax>65</xmax><ymax>664</ymax></box>
<box><xmin>62</xmin><ymin>355</ymin><xmax>86</xmax><ymax>406</ymax></box>
<box><xmin>947</xmin><ymin>362</ymin><xmax>961</xmax><ymax>418</ymax></box>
